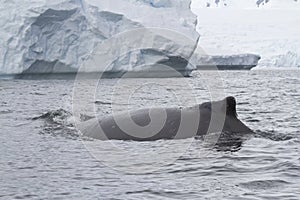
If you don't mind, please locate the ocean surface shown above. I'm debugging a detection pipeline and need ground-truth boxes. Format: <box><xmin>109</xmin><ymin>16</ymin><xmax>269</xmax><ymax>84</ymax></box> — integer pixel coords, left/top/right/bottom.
<box><xmin>0</xmin><ymin>70</ymin><xmax>299</xmax><ymax>199</ymax></box>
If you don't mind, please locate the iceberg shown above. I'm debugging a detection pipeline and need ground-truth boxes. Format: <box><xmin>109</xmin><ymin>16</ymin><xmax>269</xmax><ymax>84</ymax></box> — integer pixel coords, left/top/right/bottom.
<box><xmin>196</xmin><ymin>54</ymin><xmax>261</xmax><ymax>70</ymax></box>
<box><xmin>0</xmin><ymin>0</ymin><xmax>199</xmax><ymax>76</ymax></box>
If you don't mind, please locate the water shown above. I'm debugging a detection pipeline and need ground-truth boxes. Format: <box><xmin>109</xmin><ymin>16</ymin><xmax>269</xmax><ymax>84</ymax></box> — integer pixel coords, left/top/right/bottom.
<box><xmin>0</xmin><ymin>70</ymin><xmax>299</xmax><ymax>199</ymax></box>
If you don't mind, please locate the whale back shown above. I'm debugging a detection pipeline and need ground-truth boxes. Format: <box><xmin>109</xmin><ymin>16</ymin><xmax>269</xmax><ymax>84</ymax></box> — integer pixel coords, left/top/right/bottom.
<box><xmin>80</xmin><ymin>96</ymin><xmax>253</xmax><ymax>140</ymax></box>
<box><xmin>81</xmin><ymin>108</ymin><xmax>183</xmax><ymax>141</ymax></box>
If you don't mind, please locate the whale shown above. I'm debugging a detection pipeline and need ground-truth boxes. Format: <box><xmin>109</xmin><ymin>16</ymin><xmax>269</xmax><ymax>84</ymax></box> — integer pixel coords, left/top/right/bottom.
<box><xmin>78</xmin><ymin>96</ymin><xmax>253</xmax><ymax>141</ymax></box>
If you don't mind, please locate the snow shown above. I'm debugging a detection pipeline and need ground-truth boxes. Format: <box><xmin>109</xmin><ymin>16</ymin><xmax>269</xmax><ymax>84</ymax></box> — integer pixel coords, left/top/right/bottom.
<box><xmin>191</xmin><ymin>0</ymin><xmax>300</xmax><ymax>68</ymax></box>
<box><xmin>0</xmin><ymin>0</ymin><xmax>199</xmax><ymax>75</ymax></box>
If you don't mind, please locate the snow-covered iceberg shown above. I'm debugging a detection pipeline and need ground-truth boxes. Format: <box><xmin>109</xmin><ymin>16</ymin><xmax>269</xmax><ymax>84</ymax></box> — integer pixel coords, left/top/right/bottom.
<box><xmin>196</xmin><ymin>54</ymin><xmax>261</xmax><ymax>70</ymax></box>
<box><xmin>0</xmin><ymin>0</ymin><xmax>199</xmax><ymax>76</ymax></box>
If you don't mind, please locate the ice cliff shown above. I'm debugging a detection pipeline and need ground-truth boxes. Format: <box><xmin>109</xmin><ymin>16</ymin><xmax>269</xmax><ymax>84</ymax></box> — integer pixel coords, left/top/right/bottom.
<box><xmin>0</xmin><ymin>0</ymin><xmax>199</xmax><ymax>75</ymax></box>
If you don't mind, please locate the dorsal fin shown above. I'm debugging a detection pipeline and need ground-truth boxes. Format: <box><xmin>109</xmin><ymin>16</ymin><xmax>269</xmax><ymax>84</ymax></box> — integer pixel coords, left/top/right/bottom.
<box><xmin>225</xmin><ymin>96</ymin><xmax>237</xmax><ymax>117</ymax></box>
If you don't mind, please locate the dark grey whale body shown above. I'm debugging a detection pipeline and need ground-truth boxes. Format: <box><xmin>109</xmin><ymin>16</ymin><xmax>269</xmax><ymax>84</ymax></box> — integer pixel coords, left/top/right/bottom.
<box><xmin>79</xmin><ymin>97</ymin><xmax>253</xmax><ymax>141</ymax></box>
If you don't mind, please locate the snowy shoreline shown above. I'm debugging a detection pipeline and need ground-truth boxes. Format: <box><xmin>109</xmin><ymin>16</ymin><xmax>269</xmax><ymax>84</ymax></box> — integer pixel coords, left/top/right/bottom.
<box><xmin>191</xmin><ymin>4</ymin><xmax>300</xmax><ymax>70</ymax></box>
